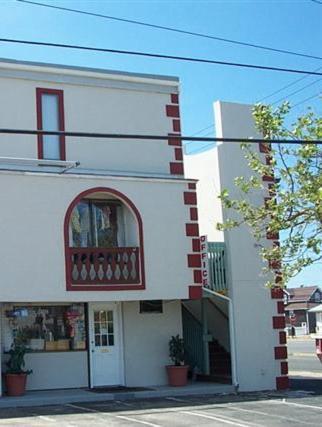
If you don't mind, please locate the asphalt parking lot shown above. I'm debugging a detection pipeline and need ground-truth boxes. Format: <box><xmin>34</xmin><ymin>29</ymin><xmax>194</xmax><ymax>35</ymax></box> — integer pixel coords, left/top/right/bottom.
<box><xmin>0</xmin><ymin>390</ymin><xmax>322</xmax><ymax>426</ymax></box>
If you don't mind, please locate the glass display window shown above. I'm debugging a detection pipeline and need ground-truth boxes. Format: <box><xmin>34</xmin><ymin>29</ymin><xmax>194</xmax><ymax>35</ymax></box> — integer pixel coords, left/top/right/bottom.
<box><xmin>4</xmin><ymin>304</ymin><xmax>87</xmax><ymax>352</ymax></box>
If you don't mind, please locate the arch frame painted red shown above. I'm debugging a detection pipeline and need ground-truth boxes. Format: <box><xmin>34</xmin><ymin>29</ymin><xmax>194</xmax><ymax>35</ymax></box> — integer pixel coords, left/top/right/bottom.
<box><xmin>64</xmin><ymin>187</ymin><xmax>145</xmax><ymax>291</ymax></box>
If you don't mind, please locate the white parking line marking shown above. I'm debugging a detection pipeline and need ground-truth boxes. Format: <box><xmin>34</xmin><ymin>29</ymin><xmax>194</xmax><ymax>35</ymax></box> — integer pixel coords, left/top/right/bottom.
<box><xmin>65</xmin><ymin>403</ymin><xmax>98</xmax><ymax>412</ymax></box>
<box><xmin>37</xmin><ymin>415</ymin><xmax>57</xmax><ymax>422</ymax></box>
<box><xmin>229</xmin><ymin>405</ymin><xmax>316</xmax><ymax>425</ymax></box>
<box><xmin>266</xmin><ymin>400</ymin><xmax>322</xmax><ymax>411</ymax></box>
<box><xmin>117</xmin><ymin>415</ymin><xmax>161</xmax><ymax>427</ymax></box>
<box><xmin>181</xmin><ymin>410</ymin><xmax>255</xmax><ymax>427</ymax></box>
<box><xmin>166</xmin><ymin>397</ymin><xmax>185</xmax><ymax>402</ymax></box>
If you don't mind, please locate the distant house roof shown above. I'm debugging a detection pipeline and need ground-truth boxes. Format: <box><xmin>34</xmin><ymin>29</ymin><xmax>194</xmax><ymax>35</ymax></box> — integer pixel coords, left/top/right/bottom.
<box><xmin>286</xmin><ymin>286</ymin><xmax>320</xmax><ymax>302</ymax></box>
<box><xmin>309</xmin><ymin>304</ymin><xmax>322</xmax><ymax>313</ymax></box>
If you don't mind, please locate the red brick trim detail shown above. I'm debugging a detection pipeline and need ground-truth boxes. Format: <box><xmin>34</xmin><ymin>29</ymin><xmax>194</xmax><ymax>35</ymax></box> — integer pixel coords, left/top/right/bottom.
<box><xmin>190</xmin><ymin>207</ymin><xmax>198</xmax><ymax>221</ymax></box>
<box><xmin>259</xmin><ymin>142</ymin><xmax>272</xmax><ymax>153</ymax></box>
<box><xmin>276</xmin><ymin>376</ymin><xmax>289</xmax><ymax>390</ymax></box>
<box><xmin>192</xmin><ymin>238</ymin><xmax>201</xmax><ymax>252</ymax></box>
<box><xmin>174</xmin><ymin>147</ymin><xmax>183</xmax><ymax>161</ymax></box>
<box><xmin>170</xmin><ymin>162</ymin><xmax>184</xmax><ymax>175</ymax></box>
<box><xmin>186</xmin><ymin>223</ymin><xmax>199</xmax><ymax>237</ymax></box>
<box><xmin>277</xmin><ymin>301</ymin><xmax>285</xmax><ymax>314</ymax></box>
<box><xmin>166</xmin><ymin>105</ymin><xmax>180</xmax><ymax>118</ymax></box>
<box><xmin>271</xmin><ymin>287</ymin><xmax>284</xmax><ymax>299</ymax></box>
<box><xmin>279</xmin><ymin>331</ymin><xmax>287</xmax><ymax>345</ymax></box>
<box><xmin>266</xmin><ymin>231</ymin><xmax>279</xmax><ymax>240</ymax></box>
<box><xmin>173</xmin><ymin>119</ymin><xmax>181</xmax><ymax>132</ymax></box>
<box><xmin>184</xmin><ymin>192</ymin><xmax>197</xmax><ymax>205</ymax></box>
<box><xmin>171</xmin><ymin>93</ymin><xmax>179</xmax><ymax>104</ymax></box>
<box><xmin>273</xmin><ymin>316</ymin><xmax>286</xmax><ymax>329</ymax></box>
<box><xmin>189</xmin><ymin>285</ymin><xmax>202</xmax><ymax>300</ymax></box>
<box><xmin>280</xmin><ymin>361</ymin><xmax>288</xmax><ymax>375</ymax></box>
<box><xmin>275</xmin><ymin>346</ymin><xmax>288</xmax><ymax>360</ymax></box>
<box><xmin>262</xmin><ymin>174</ymin><xmax>275</xmax><ymax>182</ymax></box>
<box><xmin>188</xmin><ymin>183</ymin><xmax>196</xmax><ymax>190</ymax></box>
<box><xmin>168</xmin><ymin>134</ymin><xmax>182</xmax><ymax>146</ymax></box>
<box><xmin>187</xmin><ymin>254</ymin><xmax>201</xmax><ymax>268</ymax></box>
<box><xmin>193</xmin><ymin>270</ymin><xmax>202</xmax><ymax>284</ymax></box>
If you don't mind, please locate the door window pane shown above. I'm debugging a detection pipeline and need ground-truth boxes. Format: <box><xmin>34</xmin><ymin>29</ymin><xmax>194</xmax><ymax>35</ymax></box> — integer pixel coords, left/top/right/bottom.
<box><xmin>93</xmin><ymin>310</ymin><xmax>114</xmax><ymax>347</ymax></box>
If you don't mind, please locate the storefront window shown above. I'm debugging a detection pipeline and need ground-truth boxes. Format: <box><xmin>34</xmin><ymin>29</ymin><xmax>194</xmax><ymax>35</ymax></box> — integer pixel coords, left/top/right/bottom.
<box><xmin>5</xmin><ymin>304</ymin><xmax>86</xmax><ymax>352</ymax></box>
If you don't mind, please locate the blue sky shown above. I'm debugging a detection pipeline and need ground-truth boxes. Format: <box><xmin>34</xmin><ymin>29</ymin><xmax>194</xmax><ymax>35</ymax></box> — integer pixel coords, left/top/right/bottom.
<box><xmin>0</xmin><ymin>0</ymin><xmax>321</xmax><ymax>287</ymax></box>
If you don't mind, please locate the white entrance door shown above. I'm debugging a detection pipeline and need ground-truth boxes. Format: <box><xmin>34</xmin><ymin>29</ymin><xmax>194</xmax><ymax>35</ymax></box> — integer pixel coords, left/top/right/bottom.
<box><xmin>88</xmin><ymin>302</ymin><xmax>123</xmax><ymax>387</ymax></box>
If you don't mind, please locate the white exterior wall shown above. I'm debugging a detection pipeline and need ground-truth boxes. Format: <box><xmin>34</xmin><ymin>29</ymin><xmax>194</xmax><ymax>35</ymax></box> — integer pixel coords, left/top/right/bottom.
<box><xmin>185</xmin><ymin>101</ymin><xmax>281</xmax><ymax>391</ymax></box>
<box><xmin>0</xmin><ymin>171</ymin><xmax>192</xmax><ymax>302</ymax></box>
<box><xmin>0</xmin><ymin>61</ymin><xmax>177</xmax><ymax>174</ymax></box>
<box><xmin>122</xmin><ymin>300</ymin><xmax>182</xmax><ymax>386</ymax></box>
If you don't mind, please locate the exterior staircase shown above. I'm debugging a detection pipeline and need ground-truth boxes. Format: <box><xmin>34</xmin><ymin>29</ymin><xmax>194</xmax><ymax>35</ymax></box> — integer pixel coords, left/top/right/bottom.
<box><xmin>197</xmin><ymin>340</ymin><xmax>232</xmax><ymax>384</ymax></box>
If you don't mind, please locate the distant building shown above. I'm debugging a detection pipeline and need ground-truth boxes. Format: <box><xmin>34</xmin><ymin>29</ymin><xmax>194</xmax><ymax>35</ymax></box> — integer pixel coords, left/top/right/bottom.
<box><xmin>284</xmin><ymin>286</ymin><xmax>322</xmax><ymax>334</ymax></box>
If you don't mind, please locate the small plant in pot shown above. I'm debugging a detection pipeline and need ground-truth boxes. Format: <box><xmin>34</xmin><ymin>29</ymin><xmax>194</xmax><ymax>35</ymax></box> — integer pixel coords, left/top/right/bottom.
<box><xmin>166</xmin><ymin>335</ymin><xmax>189</xmax><ymax>386</ymax></box>
<box><xmin>5</xmin><ymin>342</ymin><xmax>32</xmax><ymax>396</ymax></box>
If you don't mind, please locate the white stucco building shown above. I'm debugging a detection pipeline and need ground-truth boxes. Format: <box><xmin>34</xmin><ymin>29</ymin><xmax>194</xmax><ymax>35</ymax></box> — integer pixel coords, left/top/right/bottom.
<box><xmin>184</xmin><ymin>101</ymin><xmax>289</xmax><ymax>392</ymax></box>
<box><xmin>0</xmin><ymin>58</ymin><xmax>202</xmax><ymax>393</ymax></box>
<box><xmin>0</xmin><ymin>59</ymin><xmax>287</xmax><ymax>395</ymax></box>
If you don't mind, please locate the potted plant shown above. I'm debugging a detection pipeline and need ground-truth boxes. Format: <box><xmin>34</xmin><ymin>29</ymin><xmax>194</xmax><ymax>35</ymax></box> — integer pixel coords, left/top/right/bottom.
<box><xmin>5</xmin><ymin>342</ymin><xmax>32</xmax><ymax>396</ymax></box>
<box><xmin>166</xmin><ymin>335</ymin><xmax>189</xmax><ymax>386</ymax></box>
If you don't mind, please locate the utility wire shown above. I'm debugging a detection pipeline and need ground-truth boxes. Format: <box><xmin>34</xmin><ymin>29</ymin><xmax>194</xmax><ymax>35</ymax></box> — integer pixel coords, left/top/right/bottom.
<box><xmin>16</xmin><ymin>0</ymin><xmax>322</xmax><ymax>62</ymax></box>
<box><xmin>291</xmin><ymin>92</ymin><xmax>322</xmax><ymax>109</ymax></box>
<box><xmin>309</xmin><ymin>0</ymin><xmax>322</xmax><ymax>5</ymax></box>
<box><xmin>1</xmin><ymin>38</ymin><xmax>322</xmax><ymax>77</ymax></box>
<box><xmin>0</xmin><ymin>128</ymin><xmax>321</xmax><ymax>145</ymax></box>
<box><xmin>257</xmin><ymin>66</ymin><xmax>322</xmax><ymax>103</ymax></box>
<box><xmin>271</xmin><ymin>78</ymin><xmax>322</xmax><ymax>105</ymax></box>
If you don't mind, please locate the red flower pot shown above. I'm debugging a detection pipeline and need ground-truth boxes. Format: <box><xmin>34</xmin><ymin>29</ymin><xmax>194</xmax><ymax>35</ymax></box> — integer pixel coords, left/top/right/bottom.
<box><xmin>5</xmin><ymin>373</ymin><xmax>27</xmax><ymax>396</ymax></box>
<box><xmin>166</xmin><ymin>365</ymin><xmax>189</xmax><ymax>386</ymax></box>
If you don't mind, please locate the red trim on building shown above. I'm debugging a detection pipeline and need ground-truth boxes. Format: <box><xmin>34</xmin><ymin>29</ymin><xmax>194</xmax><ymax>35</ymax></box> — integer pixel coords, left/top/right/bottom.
<box><xmin>188</xmin><ymin>183</ymin><xmax>196</xmax><ymax>190</ymax></box>
<box><xmin>171</xmin><ymin>93</ymin><xmax>179</xmax><ymax>104</ymax></box>
<box><xmin>190</xmin><ymin>207</ymin><xmax>198</xmax><ymax>221</ymax></box>
<box><xmin>168</xmin><ymin>134</ymin><xmax>182</xmax><ymax>146</ymax></box>
<box><xmin>277</xmin><ymin>301</ymin><xmax>285</xmax><ymax>314</ymax></box>
<box><xmin>280</xmin><ymin>361</ymin><xmax>288</xmax><ymax>375</ymax></box>
<box><xmin>193</xmin><ymin>270</ymin><xmax>202</xmax><ymax>284</ymax></box>
<box><xmin>192</xmin><ymin>238</ymin><xmax>201</xmax><ymax>252</ymax></box>
<box><xmin>271</xmin><ymin>287</ymin><xmax>284</xmax><ymax>299</ymax></box>
<box><xmin>36</xmin><ymin>88</ymin><xmax>66</xmax><ymax>160</ymax></box>
<box><xmin>258</xmin><ymin>142</ymin><xmax>271</xmax><ymax>153</ymax></box>
<box><xmin>262</xmin><ymin>174</ymin><xmax>275</xmax><ymax>182</ymax></box>
<box><xmin>184</xmin><ymin>192</ymin><xmax>197</xmax><ymax>205</ymax></box>
<box><xmin>275</xmin><ymin>346</ymin><xmax>288</xmax><ymax>360</ymax></box>
<box><xmin>276</xmin><ymin>376</ymin><xmax>289</xmax><ymax>390</ymax></box>
<box><xmin>186</xmin><ymin>223</ymin><xmax>199</xmax><ymax>237</ymax></box>
<box><xmin>174</xmin><ymin>147</ymin><xmax>183</xmax><ymax>161</ymax></box>
<box><xmin>170</xmin><ymin>162</ymin><xmax>184</xmax><ymax>175</ymax></box>
<box><xmin>266</xmin><ymin>231</ymin><xmax>279</xmax><ymax>240</ymax></box>
<box><xmin>172</xmin><ymin>119</ymin><xmax>181</xmax><ymax>132</ymax></box>
<box><xmin>166</xmin><ymin>105</ymin><xmax>180</xmax><ymax>118</ymax></box>
<box><xmin>64</xmin><ymin>187</ymin><xmax>145</xmax><ymax>291</ymax></box>
<box><xmin>273</xmin><ymin>316</ymin><xmax>286</xmax><ymax>329</ymax></box>
<box><xmin>187</xmin><ymin>254</ymin><xmax>201</xmax><ymax>268</ymax></box>
<box><xmin>189</xmin><ymin>285</ymin><xmax>202</xmax><ymax>299</ymax></box>
<box><xmin>279</xmin><ymin>331</ymin><xmax>287</xmax><ymax>345</ymax></box>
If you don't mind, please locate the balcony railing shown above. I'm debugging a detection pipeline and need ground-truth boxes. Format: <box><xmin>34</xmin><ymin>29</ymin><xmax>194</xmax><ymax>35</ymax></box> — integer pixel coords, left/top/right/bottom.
<box><xmin>207</xmin><ymin>242</ymin><xmax>227</xmax><ymax>293</ymax></box>
<box><xmin>67</xmin><ymin>247</ymin><xmax>140</xmax><ymax>285</ymax></box>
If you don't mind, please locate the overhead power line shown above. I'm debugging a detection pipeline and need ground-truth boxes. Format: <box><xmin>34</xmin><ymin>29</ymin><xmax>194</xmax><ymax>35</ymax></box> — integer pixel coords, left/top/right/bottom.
<box><xmin>0</xmin><ymin>128</ymin><xmax>321</xmax><ymax>145</ymax></box>
<box><xmin>2</xmin><ymin>38</ymin><xmax>322</xmax><ymax>77</ymax></box>
<box><xmin>16</xmin><ymin>0</ymin><xmax>322</xmax><ymax>62</ymax></box>
<box><xmin>291</xmin><ymin>92</ymin><xmax>322</xmax><ymax>109</ymax></box>
<box><xmin>257</xmin><ymin>66</ymin><xmax>322</xmax><ymax>103</ymax></box>
<box><xmin>271</xmin><ymin>79</ymin><xmax>322</xmax><ymax>105</ymax></box>
<box><xmin>310</xmin><ymin>0</ymin><xmax>322</xmax><ymax>5</ymax></box>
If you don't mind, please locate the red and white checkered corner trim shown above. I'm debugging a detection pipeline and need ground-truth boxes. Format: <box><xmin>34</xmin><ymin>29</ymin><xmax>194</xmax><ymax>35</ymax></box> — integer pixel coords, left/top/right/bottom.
<box><xmin>260</xmin><ymin>142</ymin><xmax>289</xmax><ymax>390</ymax></box>
<box><xmin>165</xmin><ymin>93</ymin><xmax>184</xmax><ymax>176</ymax></box>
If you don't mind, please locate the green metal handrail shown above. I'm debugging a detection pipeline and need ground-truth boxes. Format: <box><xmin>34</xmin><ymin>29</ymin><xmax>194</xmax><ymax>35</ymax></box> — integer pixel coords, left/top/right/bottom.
<box><xmin>182</xmin><ymin>305</ymin><xmax>205</xmax><ymax>374</ymax></box>
<box><xmin>208</xmin><ymin>242</ymin><xmax>227</xmax><ymax>293</ymax></box>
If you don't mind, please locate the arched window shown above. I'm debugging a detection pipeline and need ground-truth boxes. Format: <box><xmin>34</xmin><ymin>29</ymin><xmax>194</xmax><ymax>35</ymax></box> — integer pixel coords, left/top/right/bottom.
<box><xmin>64</xmin><ymin>188</ymin><xmax>145</xmax><ymax>291</ymax></box>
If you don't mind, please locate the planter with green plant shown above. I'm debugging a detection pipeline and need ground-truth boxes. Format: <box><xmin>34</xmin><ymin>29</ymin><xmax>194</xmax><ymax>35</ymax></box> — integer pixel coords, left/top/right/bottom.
<box><xmin>166</xmin><ymin>335</ymin><xmax>189</xmax><ymax>386</ymax></box>
<box><xmin>5</xmin><ymin>343</ymin><xmax>32</xmax><ymax>396</ymax></box>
